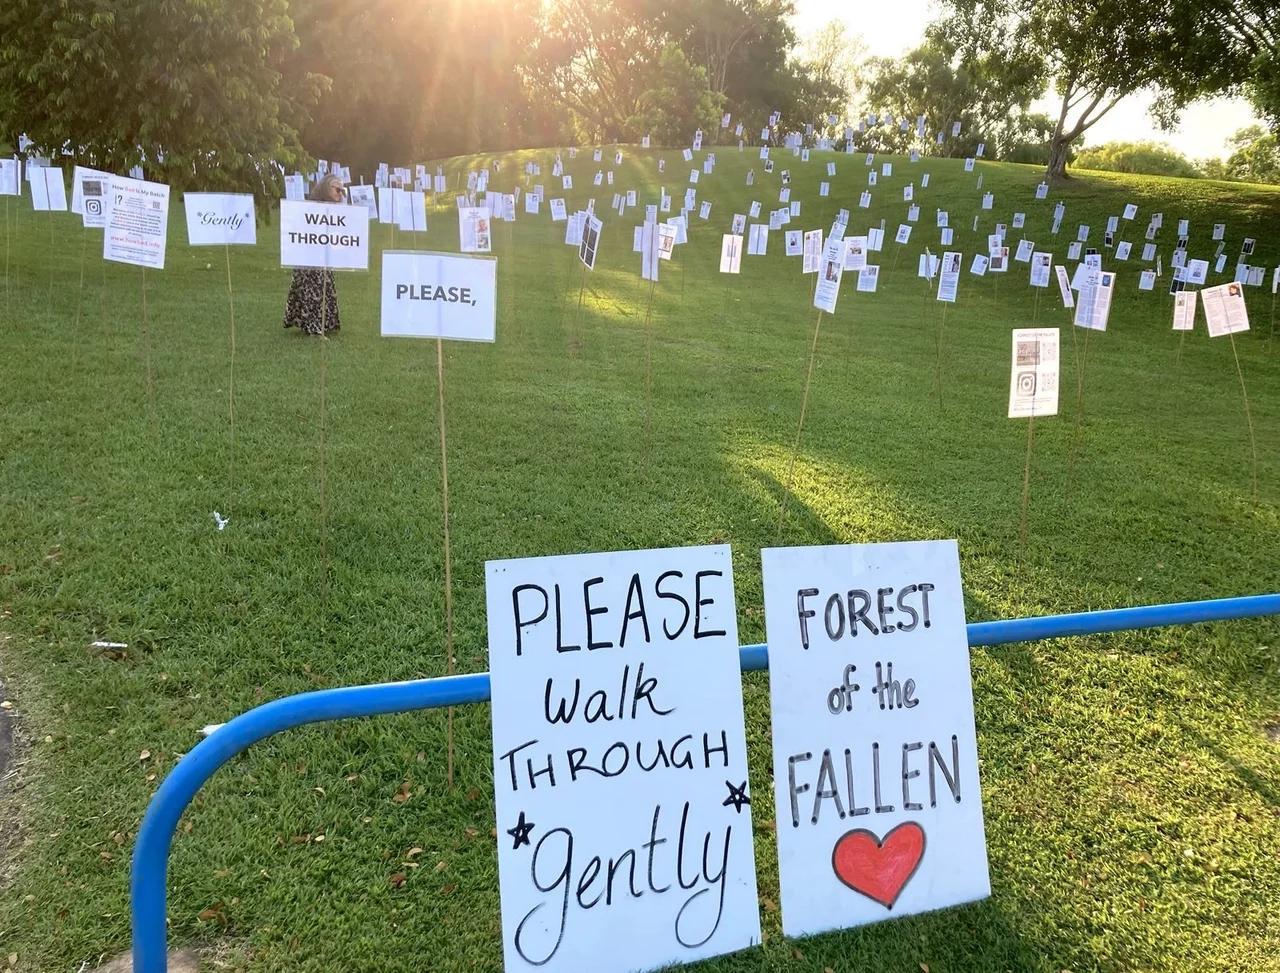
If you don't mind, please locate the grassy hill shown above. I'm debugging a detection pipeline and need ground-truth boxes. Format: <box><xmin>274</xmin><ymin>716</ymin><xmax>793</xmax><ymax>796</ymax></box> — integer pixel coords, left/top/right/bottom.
<box><xmin>0</xmin><ymin>145</ymin><xmax>1278</xmax><ymax>972</ymax></box>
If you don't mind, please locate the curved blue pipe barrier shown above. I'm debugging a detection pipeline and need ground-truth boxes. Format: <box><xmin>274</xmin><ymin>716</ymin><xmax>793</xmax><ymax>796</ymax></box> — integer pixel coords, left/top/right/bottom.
<box><xmin>130</xmin><ymin>593</ymin><xmax>1280</xmax><ymax>971</ymax></box>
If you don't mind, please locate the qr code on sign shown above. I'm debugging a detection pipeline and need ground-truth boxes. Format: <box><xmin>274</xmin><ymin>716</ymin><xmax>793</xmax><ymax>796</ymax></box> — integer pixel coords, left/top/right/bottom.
<box><xmin>1016</xmin><ymin>340</ymin><xmax>1040</xmax><ymax>366</ymax></box>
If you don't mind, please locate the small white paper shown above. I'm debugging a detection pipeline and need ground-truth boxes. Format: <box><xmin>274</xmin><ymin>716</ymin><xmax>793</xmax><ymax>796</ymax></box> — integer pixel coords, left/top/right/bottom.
<box><xmin>1008</xmin><ymin>328</ymin><xmax>1060</xmax><ymax>417</ymax></box>
<box><xmin>1172</xmin><ymin>290</ymin><xmax>1197</xmax><ymax>331</ymax></box>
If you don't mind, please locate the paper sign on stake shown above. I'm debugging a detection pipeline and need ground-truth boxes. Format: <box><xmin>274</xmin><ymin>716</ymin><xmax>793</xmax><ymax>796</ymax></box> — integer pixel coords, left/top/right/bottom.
<box><xmin>184</xmin><ymin>193</ymin><xmax>256</xmax><ymax>246</ymax></box>
<box><xmin>1074</xmin><ymin>269</ymin><xmax>1115</xmax><ymax>331</ymax></box>
<box><xmin>380</xmin><ymin>250</ymin><xmax>496</xmax><ymax>342</ymax></box>
<box><xmin>720</xmin><ymin>234</ymin><xmax>743</xmax><ymax>274</ymax></box>
<box><xmin>579</xmin><ymin>216</ymin><xmax>602</xmax><ymax>270</ymax></box>
<box><xmin>1201</xmin><ymin>282</ymin><xmax>1249</xmax><ymax>336</ymax></box>
<box><xmin>1008</xmin><ymin>329</ymin><xmax>1060</xmax><ymax>418</ymax></box>
<box><xmin>937</xmin><ymin>252</ymin><xmax>961</xmax><ymax>302</ymax></box>
<box><xmin>763</xmin><ymin>540</ymin><xmax>989</xmax><ymax>938</ymax></box>
<box><xmin>1055</xmin><ymin>266</ymin><xmax>1075</xmax><ymax>308</ymax></box>
<box><xmin>458</xmin><ymin>206</ymin><xmax>492</xmax><ymax>254</ymax></box>
<box><xmin>104</xmin><ymin>175</ymin><xmax>170</xmax><ymax>269</ymax></box>
<box><xmin>0</xmin><ymin>158</ymin><xmax>20</xmax><ymax>196</ymax></box>
<box><xmin>486</xmin><ymin>546</ymin><xmax>760</xmax><ymax>973</ymax></box>
<box><xmin>1172</xmin><ymin>290</ymin><xmax>1197</xmax><ymax>331</ymax></box>
<box><xmin>814</xmin><ymin>238</ymin><xmax>844</xmax><ymax>312</ymax></box>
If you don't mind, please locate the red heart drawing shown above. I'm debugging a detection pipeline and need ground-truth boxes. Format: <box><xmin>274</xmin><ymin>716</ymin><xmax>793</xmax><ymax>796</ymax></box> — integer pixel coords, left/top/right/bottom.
<box><xmin>831</xmin><ymin>822</ymin><xmax>926</xmax><ymax>909</ymax></box>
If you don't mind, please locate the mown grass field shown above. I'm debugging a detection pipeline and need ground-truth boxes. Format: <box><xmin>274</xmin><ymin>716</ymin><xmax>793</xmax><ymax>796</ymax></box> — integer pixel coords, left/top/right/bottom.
<box><xmin>0</xmin><ymin>145</ymin><xmax>1278</xmax><ymax>972</ymax></box>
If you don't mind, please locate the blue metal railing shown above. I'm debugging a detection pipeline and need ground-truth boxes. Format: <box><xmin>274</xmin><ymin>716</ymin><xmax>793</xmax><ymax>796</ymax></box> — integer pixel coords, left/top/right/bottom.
<box><xmin>130</xmin><ymin>593</ymin><xmax>1280</xmax><ymax>971</ymax></box>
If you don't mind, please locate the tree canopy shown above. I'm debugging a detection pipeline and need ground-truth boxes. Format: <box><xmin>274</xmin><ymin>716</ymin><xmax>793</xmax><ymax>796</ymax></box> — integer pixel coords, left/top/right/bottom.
<box><xmin>0</xmin><ymin>0</ymin><xmax>321</xmax><ymax>196</ymax></box>
<box><xmin>935</xmin><ymin>0</ymin><xmax>1239</xmax><ymax>181</ymax></box>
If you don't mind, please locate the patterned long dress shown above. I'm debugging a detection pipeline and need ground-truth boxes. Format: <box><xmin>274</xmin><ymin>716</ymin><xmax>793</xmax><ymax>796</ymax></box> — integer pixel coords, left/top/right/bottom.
<box><xmin>283</xmin><ymin>269</ymin><xmax>340</xmax><ymax>335</ymax></box>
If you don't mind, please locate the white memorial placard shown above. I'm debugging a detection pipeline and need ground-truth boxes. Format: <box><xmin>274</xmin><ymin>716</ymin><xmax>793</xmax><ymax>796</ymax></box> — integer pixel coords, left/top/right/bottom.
<box><xmin>1201</xmin><ymin>282</ymin><xmax>1249</xmax><ymax>337</ymax></box>
<box><xmin>1054</xmin><ymin>266</ymin><xmax>1075</xmax><ymax>308</ymax></box>
<box><xmin>1074</xmin><ymin>269</ymin><xmax>1115</xmax><ymax>331</ymax></box>
<box><xmin>814</xmin><ymin>238</ymin><xmax>844</xmax><ymax>312</ymax></box>
<box><xmin>486</xmin><ymin>546</ymin><xmax>760</xmax><ymax>972</ymax></box>
<box><xmin>763</xmin><ymin>540</ymin><xmax>989</xmax><ymax>939</ymax></box>
<box><xmin>720</xmin><ymin>234</ymin><xmax>743</xmax><ymax>274</ymax></box>
<box><xmin>937</xmin><ymin>252</ymin><xmax>961</xmax><ymax>303</ymax></box>
<box><xmin>1172</xmin><ymin>290</ymin><xmax>1197</xmax><ymax>331</ymax></box>
<box><xmin>458</xmin><ymin>206</ymin><xmax>492</xmax><ymax>255</ymax></box>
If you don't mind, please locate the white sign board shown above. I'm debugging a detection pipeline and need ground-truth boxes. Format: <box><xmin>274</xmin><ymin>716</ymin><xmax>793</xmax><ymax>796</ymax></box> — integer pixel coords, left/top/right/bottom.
<box><xmin>103</xmin><ymin>175</ymin><xmax>170</xmax><ymax>269</ymax></box>
<box><xmin>183</xmin><ymin>193</ymin><xmax>256</xmax><ymax>246</ymax></box>
<box><xmin>380</xmin><ymin>250</ymin><xmax>496</xmax><ymax>342</ymax></box>
<box><xmin>280</xmin><ymin>199</ymin><xmax>369</xmax><ymax>270</ymax></box>
<box><xmin>1008</xmin><ymin>328</ymin><xmax>1060</xmax><ymax>418</ymax></box>
<box><xmin>763</xmin><ymin>541</ymin><xmax>989</xmax><ymax>939</ymax></box>
<box><xmin>486</xmin><ymin>546</ymin><xmax>760</xmax><ymax>972</ymax></box>
<box><xmin>1172</xmin><ymin>290</ymin><xmax>1197</xmax><ymax>331</ymax></box>
<box><xmin>1201</xmin><ymin>282</ymin><xmax>1249</xmax><ymax>337</ymax></box>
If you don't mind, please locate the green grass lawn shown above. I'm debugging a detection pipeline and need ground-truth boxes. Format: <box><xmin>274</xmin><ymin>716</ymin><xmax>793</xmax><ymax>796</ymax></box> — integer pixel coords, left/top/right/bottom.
<box><xmin>0</xmin><ymin>146</ymin><xmax>1278</xmax><ymax>973</ymax></box>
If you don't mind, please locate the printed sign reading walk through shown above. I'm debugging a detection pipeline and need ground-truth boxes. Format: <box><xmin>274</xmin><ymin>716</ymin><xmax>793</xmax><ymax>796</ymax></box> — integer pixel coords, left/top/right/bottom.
<box><xmin>279</xmin><ymin>199</ymin><xmax>369</xmax><ymax>270</ymax></box>
<box><xmin>762</xmin><ymin>540</ymin><xmax>989</xmax><ymax>939</ymax></box>
<box><xmin>380</xmin><ymin>250</ymin><xmax>496</xmax><ymax>341</ymax></box>
<box><xmin>485</xmin><ymin>546</ymin><xmax>760</xmax><ymax>973</ymax></box>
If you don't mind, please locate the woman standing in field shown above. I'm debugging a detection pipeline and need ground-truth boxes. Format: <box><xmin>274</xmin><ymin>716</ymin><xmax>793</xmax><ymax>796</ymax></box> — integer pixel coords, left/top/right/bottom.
<box><xmin>283</xmin><ymin>173</ymin><xmax>345</xmax><ymax>336</ymax></box>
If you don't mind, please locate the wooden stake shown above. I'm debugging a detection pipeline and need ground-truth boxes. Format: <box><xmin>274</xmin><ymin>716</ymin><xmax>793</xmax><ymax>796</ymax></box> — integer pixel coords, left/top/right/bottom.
<box><xmin>435</xmin><ymin>336</ymin><xmax>457</xmax><ymax>788</ymax></box>
<box><xmin>1267</xmin><ymin>289</ymin><xmax>1277</xmax><ymax>354</ymax></box>
<box><xmin>141</xmin><ymin>267</ymin><xmax>155</xmax><ymax>424</ymax></box>
<box><xmin>3</xmin><ymin>195</ymin><xmax>10</xmax><ymax>325</ymax></box>
<box><xmin>224</xmin><ymin>244</ymin><xmax>238</xmax><ymax>512</ymax></box>
<box><xmin>570</xmin><ymin>258</ymin><xmax>588</xmax><ymax>357</ymax></box>
<box><xmin>1228</xmin><ymin>332</ymin><xmax>1259</xmax><ymax>503</ymax></box>
<box><xmin>933</xmin><ymin>301</ymin><xmax>949</xmax><ymax>411</ymax></box>
<box><xmin>319</xmin><ymin>286</ymin><xmax>330</xmax><ymax>596</ymax></box>
<box><xmin>46</xmin><ymin>212</ymin><xmax>54</xmax><ymax>323</ymax></box>
<box><xmin>1018</xmin><ymin>413</ymin><xmax>1036</xmax><ymax>553</ymax></box>
<box><xmin>776</xmin><ymin>308</ymin><xmax>825</xmax><ymax>539</ymax></box>
<box><xmin>72</xmin><ymin>225</ymin><xmax>87</xmax><ymax>368</ymax></box>
<box><xmin>1066</xmin><ymin>325</ymin><xmax>1092</xmax><ymax>482</ymax></box>
<box><xmin>641</xmin><ymin>277</ymin><xmax>658</xmax><ymax>450</ymax></box>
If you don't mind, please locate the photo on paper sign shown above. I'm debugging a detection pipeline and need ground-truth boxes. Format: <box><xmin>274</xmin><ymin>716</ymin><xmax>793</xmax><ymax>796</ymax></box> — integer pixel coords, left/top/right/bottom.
<box><xmin>579</xmin><ymin>217</ymin><xmax>601</xmax><ymax>270</ymax></box>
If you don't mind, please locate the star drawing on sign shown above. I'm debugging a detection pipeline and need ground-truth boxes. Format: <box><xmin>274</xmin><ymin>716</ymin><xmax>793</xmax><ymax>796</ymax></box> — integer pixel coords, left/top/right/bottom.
<box><xmin>506</xmin><ymin>811</ymin><xmax>535</xmax><ymax>849</ymax></box>
<box><xmin>723</xmin><ymin>780</ymin><xmax>750</xmax><ymax>813</ymax></box>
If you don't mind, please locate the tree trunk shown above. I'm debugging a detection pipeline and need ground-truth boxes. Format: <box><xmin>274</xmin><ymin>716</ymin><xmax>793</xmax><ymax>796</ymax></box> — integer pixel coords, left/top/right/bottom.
<box><xmin>1045</xmin><ymin>136</ymin><xmax>1071</xmax><ymax>183</ymax></box>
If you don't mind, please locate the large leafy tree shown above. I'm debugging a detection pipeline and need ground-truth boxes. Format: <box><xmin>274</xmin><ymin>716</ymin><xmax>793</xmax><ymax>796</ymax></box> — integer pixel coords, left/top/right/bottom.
<box><xmin>661</xmin><ymin>0</ymin><xmax>799</xmax><ymax>124</ymax></box>
<box><xmin>628</xmin><ymin>45</ymin><xmax>726</xmax><ymax>146</ymax></box>
<box><xmin>1219</xmin><ymin>125</ymin><xmax>1280</xmax><ymax>183</ymax></box>
<box><xmin>1210</xmin><ymin>1</ymin><xmax>1279</xmax><ymax>128</ymax></box>
<box><xmin>526</xmin><ymin>0</ymin><xmax>668</xmax><ymax>143</ymax></box>
<box><xmin>856</xmin><ymin>36</ymin><xmax>1040</xmax><ymax>158</ymax></box>
<box><xmin>937</xmin><ymin>0</ymin><xmax>1236</xmax><ymax>181</ymax></box>
<box><xmin>0</xmin><ymin>0</ymin><xmax>322</xmax><ymax>196</ymax></box>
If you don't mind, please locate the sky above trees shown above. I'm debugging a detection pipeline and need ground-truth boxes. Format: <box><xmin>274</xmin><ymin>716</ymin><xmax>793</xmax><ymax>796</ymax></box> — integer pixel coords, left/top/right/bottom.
<box><xmin>791</xmin><ymin>0</ymin><xmax>1265</xmax><ymax>158</ymax></box>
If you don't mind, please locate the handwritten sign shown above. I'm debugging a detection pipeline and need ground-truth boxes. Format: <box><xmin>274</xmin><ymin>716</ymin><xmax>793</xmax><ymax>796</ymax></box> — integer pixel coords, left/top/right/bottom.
<box><xmin>486</xmin><ymin>546</ymin><xmax>760</xmax><ymax>972</ymax></box>
<box><xmin>762</xmin><ymin>541</ymin><xmax>989</xmax><ymax>939</ymax></box>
